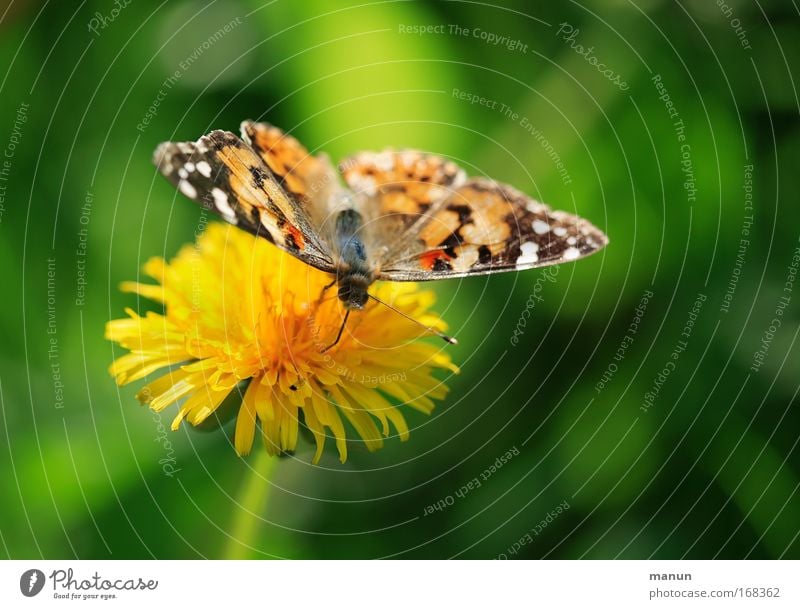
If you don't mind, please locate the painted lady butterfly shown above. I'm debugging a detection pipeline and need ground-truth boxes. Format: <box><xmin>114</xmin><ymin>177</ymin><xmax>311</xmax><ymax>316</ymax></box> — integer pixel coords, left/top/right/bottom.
<box><xmin>153</xmin><ymin>121</ymin><xmax>608</xmax><ymax>346</ymax></box>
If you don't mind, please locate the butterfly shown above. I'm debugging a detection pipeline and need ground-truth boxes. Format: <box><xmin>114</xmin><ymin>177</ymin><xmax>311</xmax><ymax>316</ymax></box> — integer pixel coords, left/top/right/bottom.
<box><xmin>153</xmin><ymin>121</ymin><xmax>608</xmax><ymax>348</ymax></box>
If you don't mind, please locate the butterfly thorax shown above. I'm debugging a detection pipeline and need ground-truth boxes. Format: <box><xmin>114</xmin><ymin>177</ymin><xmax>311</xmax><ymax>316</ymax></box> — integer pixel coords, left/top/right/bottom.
<box><xmin>333</xmin><ymin>208</ymin><xmax>373</xmax><ymax>309</ymax></box>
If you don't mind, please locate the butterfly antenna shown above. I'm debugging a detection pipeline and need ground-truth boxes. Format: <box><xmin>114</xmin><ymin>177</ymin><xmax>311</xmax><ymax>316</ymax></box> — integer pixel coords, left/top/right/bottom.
<box><xmin>321</xmin><ymin>309</ymin><xmax>351</xmax><ymax>353</ymax></box>
<box><xmin>368</xmin><ymin>293</ymin><xmax>458</xmax><ymax>345</ymax></box>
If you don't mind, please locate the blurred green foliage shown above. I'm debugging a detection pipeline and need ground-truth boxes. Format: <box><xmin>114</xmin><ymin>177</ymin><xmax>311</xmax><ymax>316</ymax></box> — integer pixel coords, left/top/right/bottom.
<box><xmin>0</xmin><ymin>0</ymin><xmax>798</xmax><ymax>559</ymax></box>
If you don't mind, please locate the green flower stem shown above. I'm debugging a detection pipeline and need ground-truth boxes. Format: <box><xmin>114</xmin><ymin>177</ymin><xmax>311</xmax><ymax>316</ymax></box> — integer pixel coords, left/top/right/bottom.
<box><xmin>224</xmin><ymin>450</ymin><xmax>278</xmax><ymax>559</ymax></box>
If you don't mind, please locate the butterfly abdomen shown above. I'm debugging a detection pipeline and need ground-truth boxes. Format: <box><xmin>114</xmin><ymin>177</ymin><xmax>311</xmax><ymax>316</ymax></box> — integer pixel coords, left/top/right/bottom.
<box><xmin>334</xmin><ymin>209</ymin><xmax>372</xmax><ymax>309</ymax></box>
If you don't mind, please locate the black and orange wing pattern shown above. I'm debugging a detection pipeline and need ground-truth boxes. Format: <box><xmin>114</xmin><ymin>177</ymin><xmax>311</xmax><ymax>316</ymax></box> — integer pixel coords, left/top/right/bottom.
<box><xmin>340</xmin><ymin>150</ymin><xmax>467</xmax><ymax>246</ymax></box>
<box><xmin>240</xmin><ymin>120</ymin><xmax>341</xmax><ymax>227</ymax></box>
<box><xmin>374</xmin><ymin>178</ymin><xmax>608</xmax><ymax>281</ymax></box>
<box><xmin>153</xmin><ymin>129</ymin><xmax>334</xmax><ymax>271</ymax></box>
<box><xmin>155</xmin><ymin>127</ymin><xmax>608</xmax><ymax>283</ymax></box>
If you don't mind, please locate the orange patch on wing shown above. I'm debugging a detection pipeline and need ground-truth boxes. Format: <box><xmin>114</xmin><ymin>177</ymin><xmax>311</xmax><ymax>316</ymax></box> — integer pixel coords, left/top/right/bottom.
<box><xmin>285</xmin><ymin>224</ymin><xmax>305</xmax><ymax>249</ymax></box>
<box><xmin>227</xmin><ymin>171</ymin><xmax>258</xmax><ymax>215</ymax></box>
<box><xmin>382</xmin><ymin>191</ymin><xmax>425</xmax><ymax>215</ymax></box>
<box><xmin>419</xmin><ymin>209</ymin><xmax>461</xmax><ymax>247</ymax></box>
<box><xmin>454</xmin><ymin>189</ymin><xmax>512</xmax><ymax>244</ymax></box>
<box><xmin>419</xmin><ymin>250</ymin><xmax>451</xmax><ymax>270</ymax></box>
<box><xmin>247</xmin><ymin>123</ymin><xmax>317</xmax><ymax>197</ymax></box>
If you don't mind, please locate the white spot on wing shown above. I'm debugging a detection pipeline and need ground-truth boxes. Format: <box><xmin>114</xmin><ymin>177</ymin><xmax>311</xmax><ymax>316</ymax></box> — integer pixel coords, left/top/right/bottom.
<box><xmin>563</xmin><ymin>247</ymin><xmax>580</xmax><ymax>260</ymax></box>
<box><xmin>553</xmin><ymin>226</ymin><xmax>568</xmax><ymax>237</ymax></box>
<box><xmin>178</xmin><ymin>180</ymin><xmax>196</xmax><ymax>199</ymax></box>
<box><xmin>452</xmin><ymin>246</ymin><xmax>479</xmax><ymax>271</ymax></box>
<box><xmin>184</xmin><ymin>162</ymin><xmax>195</xmax><ymax>173</ymax></box>
<box><xmin>196</xmin><ymin>161</ymin><xmax>212</xmax><ymax>177</ymax></box>
<box><xmin>532</xmin><ymin>219</ymin><xmax>550</xmax><ymax>235</ymax></box>
<box><xmin>516</xmin><ymin>241</ymin><xmax>539</xmax><ymax>265</ymax></box>
<box><xmin>348</xmin><ymin>174</ymin><xmax>377</xmax><ymax>197</ymax></box>
<box><xmin>212</xmin><ymin>188</ymin><xmax>237</xmax><ymax>223</ymax></box>
<box><xmin>373</xmin><ymin>151</ymin><xmax>394</xmax><ymax>172</ymax></box>
<box><xmin>400</xmin><ymin>151</ymin><xmax>418</xmax><ymax>166</ymax></box>
<box><xmin>178</xmin><ymin>168</ymin><xmax>188</xmax><ymax>179</ymax></box>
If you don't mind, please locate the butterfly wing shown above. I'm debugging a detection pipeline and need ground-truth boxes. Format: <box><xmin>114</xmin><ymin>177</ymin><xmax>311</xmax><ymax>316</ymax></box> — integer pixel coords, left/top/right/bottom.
<box><xmin>240</xmin><ymin>120</ymin><xmax>344</xmax><ymax>229</ymax></box>
<box><xmin>153</xmin><ymin>130</ymin><xmax>335</xmax><ymax>271</ymax></box>
<box><xmin>339</xmin><ymin>150</ymin><xmax>467</xmax><ymax>252</ymax></box>
<box><xmin>374</xmin><ymin>178</ymin><xmax>608</xmax><ymax>281</ymax></box>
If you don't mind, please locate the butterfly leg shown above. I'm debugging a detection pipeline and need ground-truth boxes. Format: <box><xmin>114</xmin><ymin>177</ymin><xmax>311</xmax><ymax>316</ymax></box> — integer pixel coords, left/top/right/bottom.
<box><xmin>317</xmin><ymin>277</ymin><xmax>336</xmax><ymax>304</ymax></box>
<box><xmin>321</xmin><ymin>309</ymin><xmax>350</xmax><ymax>353</ymax></box>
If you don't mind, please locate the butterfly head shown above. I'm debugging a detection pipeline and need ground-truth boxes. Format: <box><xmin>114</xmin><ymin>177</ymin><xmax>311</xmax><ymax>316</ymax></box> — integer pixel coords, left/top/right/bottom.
<box><xmin>337</xmin><ymin>273</ymin><xmax>370</xmax><ymax>309</ymax></box>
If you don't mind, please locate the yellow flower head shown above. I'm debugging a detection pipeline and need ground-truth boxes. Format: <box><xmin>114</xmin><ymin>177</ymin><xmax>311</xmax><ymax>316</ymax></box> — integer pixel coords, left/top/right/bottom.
<box><xmin>106</xmin><ymin>222</ymin><xmax>458</xmax><ymax>463</ymax></box>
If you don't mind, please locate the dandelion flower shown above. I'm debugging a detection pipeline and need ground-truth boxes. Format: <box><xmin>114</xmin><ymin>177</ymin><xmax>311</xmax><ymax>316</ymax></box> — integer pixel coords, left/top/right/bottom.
<box><xmin>106</xmin><ymin>222</ymin><xmax>458</xmax><ymax>463</ymax></box>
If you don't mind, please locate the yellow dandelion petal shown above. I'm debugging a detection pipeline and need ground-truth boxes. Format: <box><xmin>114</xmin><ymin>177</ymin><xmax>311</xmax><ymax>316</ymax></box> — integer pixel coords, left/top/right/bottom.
<box><xmin>135</xmin><ymin>368</ymin><xmax>192</xmax><ymax>405</ymax></box>
<box><xmin>328</xmin><ymin>385</ymin><xmax>383</xmax><ymax>452</ymax></box>
<box><xmin>334</xmin><ymin>384</ymin><xmax>389</xmax><ymax>437</ymax></box>
<box><xmin>109</xmin><ymin>353</ymin><xmax>177</xmax><ymax>386</ymax></box>
<box><xmin>142</xmin><ymin>256</ymin><xmax>168</xmax><ymax>281</ymax></box>
<box><xmin>170</xmin><ymin>383</ymin><xmax>232</xmax><ymax>431</ymax></box>
<box><xmin>254</xmin><ymin>377</ymin><xmax>275</xmax><ymax>421</ymax></box>
<box><xmin>310</xmin><ymin>389</ymin><xmax>348</xmax><ymax>462</ymax></box>
<box><xmin>106</xmin><ymin>222</ymin><xmax>457</xmax><ymax>462</ymax></box>
<box><xmin>275</xmin><ymin>390</ymin><xmax>300</xmax><ymax>453</ymax></box>
<box><xmin>300</xmin><ymin>404</ymin><xmax>327</xmax><ymax>464</ymax></box>
<box><xmin>379</xmin><ymin>380</ymin><xmax>437</xmax><ymax>415</ymax></box>
<box><xmin>187</xmin><ymin>379</ymin><xmax>238</xmax><ymax>426</ymax></box>
<box><xmin>149</xmin><ymin>375</ymin><xmax>201</xmax><ymax>412</ymax></box>
<box><xmin>234</xmin><ymin>380</ymin><xmax>260</xmax><ymax>456</ymax></box>
<box><xmin>310</xmin><ymin>367</ymin><xmax>340</xmax><ymax>387</ymax></box>
<box><xmin>261</xmin><ymin>389</ymin><xmax>292</xmax><ymax>457</ymax></box>
<box><xmin>344</xmin><ymin>383</ymin><xmax>410</xmax><ymax>441</ymax></box>
<box><xmin>120</xmin><ymin>280</ymin><xmax>167</xmax><ymax>304</ymax></box>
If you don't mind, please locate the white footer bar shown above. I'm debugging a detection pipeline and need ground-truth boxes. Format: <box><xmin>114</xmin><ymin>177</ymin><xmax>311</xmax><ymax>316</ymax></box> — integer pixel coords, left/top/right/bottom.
<box><xmin>0</xmin><ymin>560</ymin><xmax>796</xmax><ymax>607</ymax></box>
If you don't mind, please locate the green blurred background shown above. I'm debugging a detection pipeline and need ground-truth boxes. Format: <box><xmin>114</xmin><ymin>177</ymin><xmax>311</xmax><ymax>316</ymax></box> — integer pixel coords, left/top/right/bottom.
<box><xmin>1</xmin><ymin>0</ymin><xmax>799</xmax><ymax>559</ymax></box>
